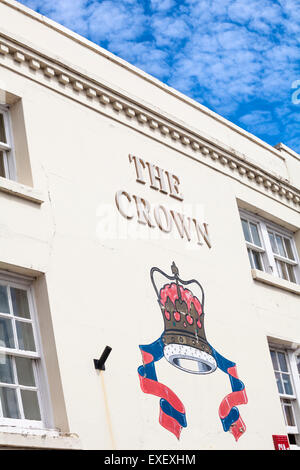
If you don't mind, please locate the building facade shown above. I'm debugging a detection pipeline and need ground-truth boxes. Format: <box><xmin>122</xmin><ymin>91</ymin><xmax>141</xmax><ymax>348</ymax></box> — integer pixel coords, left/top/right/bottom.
<box><xmin>0</xmin><ymin>0</ymin><xmax>299</xmax><ymax>450</ymax></box>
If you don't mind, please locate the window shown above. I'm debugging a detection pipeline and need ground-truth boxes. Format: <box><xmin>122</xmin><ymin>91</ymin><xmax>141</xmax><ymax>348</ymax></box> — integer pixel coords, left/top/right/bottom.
<box><xmin>241</xmin><ymin>218</ymin><xmax>265</xmax><ymax>271</ymax></box>
<box><xmin>240</xmin><ymin>210</ymin><xmax>300</xmax><ymax>284</ymax></box>
<box><xmin>0</xmin><ymin>105</ymin><xmax>16</xmax><ymax>180</ymax></box>
<box><xmin>269</xmin><ymin>346</ymin><xmax>300</xmax><ymax>441</ymax></box>
<box><xmin>267</xmin><ymin>229</ymin><xmax>297</xmax><ymax>283</ymax></box>
<box><xmin>0</xmin><ymin>274</ymin><xmax>47</xmax><ymax>429</ymax></box>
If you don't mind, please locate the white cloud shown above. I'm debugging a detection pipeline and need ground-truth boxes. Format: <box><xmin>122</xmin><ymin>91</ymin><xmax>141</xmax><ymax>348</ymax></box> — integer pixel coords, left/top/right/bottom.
<box><xmin>151</xmin><ymin>15</ymin><xmax>190</xmax><ymax>46</ymax></box>
<box><xmin>239</xmin><ymin>110</ymin><xmax>280</xmax><ymax>136</ymax></box>
<box><xmin>150</xmin><ymin>0</ymin><xmax>175</xmax><ymax>12</ymax></box>
<box><xmin>87</xmin><ymin>1</ymin><xmax>146</xmax><ymax>43</ymax></box>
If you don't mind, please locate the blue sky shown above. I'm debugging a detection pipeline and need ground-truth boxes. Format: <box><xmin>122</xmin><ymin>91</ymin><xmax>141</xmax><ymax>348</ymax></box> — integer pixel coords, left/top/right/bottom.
<box><xmin>18</xmin><ymin>0</ymin><xmax>300</xmax><ymax>153</ymax></box>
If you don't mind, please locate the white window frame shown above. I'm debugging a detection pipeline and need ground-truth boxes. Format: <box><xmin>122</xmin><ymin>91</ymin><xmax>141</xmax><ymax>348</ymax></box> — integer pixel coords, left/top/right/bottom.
<box><xmin>0</xmin><ymin>104</ymin><xmax>16</xmax><ymax>180</ymax></box>
<box><xmin>269</xmin><ymin>344</ymin><xmax>300</xmax><ymax>441</ymax></box>
<box><xmin>240</xmin><ymin>214</ymin><xmax>267</xmax><ymax>271</ymax></box>
<box><xmin>0</xmin><ymin>271</ymin><xmax>53</xmax><ymax>431</ymax></box>
<box><xmin>240</xmin><ymin>209</ymin><xmax>300</xmax><ymax>285</ymax></box>
<box><xmin>266</xmin><ymin>226</ymin><xmax>298</xmax><ymax>283</ymax></box>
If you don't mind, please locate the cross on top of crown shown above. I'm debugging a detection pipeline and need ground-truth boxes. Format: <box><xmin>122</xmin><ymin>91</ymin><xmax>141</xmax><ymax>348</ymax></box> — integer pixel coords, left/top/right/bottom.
<box><xmin>171</xmin><ymin>261</ymin><xmax>179</xmax><ymax>277</ymax></box>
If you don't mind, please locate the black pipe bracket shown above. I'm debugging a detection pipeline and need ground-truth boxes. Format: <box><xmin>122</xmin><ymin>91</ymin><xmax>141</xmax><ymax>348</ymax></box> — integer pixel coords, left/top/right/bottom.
<box><xmin>94</xmin><ymin>346</ymin><xmax>112</xmax><ymax>371</ymax></box>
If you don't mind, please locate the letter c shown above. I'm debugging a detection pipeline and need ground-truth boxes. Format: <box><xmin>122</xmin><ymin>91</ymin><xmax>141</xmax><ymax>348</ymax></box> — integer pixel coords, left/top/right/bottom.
<box><xmin>115</xmin><ymin>190</ymin><xmax>134</xmax><ymax>220</ymax></box>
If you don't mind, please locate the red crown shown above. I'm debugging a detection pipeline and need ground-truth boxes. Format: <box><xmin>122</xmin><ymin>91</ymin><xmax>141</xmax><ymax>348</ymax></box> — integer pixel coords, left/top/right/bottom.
<box><xmin>151</xmin><ymin>262</ymin><xmax>216</xmax><ymax>374</ymax></box>
<box><xmin>159</xmin><ymin>283</ymin><xmax>202</xmax><ymax>329</ymax></box>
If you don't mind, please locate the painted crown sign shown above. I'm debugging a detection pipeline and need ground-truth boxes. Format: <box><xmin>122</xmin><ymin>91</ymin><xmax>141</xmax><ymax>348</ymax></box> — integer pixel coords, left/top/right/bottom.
<box><xmin>157</xmin><ymin>262</ymin><xmax>216</xmax><ymax>374</ymax></box>
<box><xmin>137</xmin><ymin>263</ymin><xmax>248</xmax><ymax>441</ymax></box>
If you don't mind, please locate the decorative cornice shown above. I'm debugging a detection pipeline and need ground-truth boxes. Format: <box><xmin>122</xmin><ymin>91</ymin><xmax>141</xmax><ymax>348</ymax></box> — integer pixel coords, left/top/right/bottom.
<box><xmin>0</xmin><ymin>36</ymin><xmax>299</xmax><ymax>212</ymax></box>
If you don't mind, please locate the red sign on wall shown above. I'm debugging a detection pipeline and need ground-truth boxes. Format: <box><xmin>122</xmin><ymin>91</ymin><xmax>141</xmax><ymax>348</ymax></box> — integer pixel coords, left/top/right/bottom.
<box><xmin>272</xmin><ymin>435</ymin><xmax>290</xmax><ymax>450</ymax></box>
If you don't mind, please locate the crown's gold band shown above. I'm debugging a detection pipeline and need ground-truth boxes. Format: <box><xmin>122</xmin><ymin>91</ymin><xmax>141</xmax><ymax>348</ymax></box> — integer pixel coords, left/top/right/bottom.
<box><xmin>162</xmin><ymin>332</ymin><xmax>212</xmax><ymax>355</ymax></box>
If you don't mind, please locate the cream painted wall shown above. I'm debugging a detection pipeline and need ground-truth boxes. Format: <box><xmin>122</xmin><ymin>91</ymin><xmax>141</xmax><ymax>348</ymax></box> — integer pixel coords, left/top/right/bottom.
<box><xmin>0</xmin><ymin>0</ymin><xmax>299</xmax><ymax>450</ymax></box>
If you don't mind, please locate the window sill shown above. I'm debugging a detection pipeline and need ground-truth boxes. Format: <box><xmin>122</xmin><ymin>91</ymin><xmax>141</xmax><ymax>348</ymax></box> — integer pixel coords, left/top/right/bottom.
<box><xmin>0</xmin><ymin>177</ymin><xmax>45</xmax><ymax>204</ymax></box>
<box><xmin>0</xmin><ymin>429</ymin><xmax>81</xmax><ymax>449</ymax></box>
<box><xmin>251</xmin><ymin>269</ymin><xmax>300</xmax><ymax>295</ymax></box>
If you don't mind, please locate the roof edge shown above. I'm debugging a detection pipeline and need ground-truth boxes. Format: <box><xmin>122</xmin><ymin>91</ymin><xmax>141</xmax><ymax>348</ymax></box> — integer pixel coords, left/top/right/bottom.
<box><xmin>274</xmin><ymin>143</ymin><xmax>300</xmax><ymax>161</ymax></box>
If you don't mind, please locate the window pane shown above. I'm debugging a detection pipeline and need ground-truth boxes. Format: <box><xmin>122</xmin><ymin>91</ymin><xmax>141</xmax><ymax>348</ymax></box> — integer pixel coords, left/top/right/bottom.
<box><xmin>21</xmin><ymin>390</ymin><xmax>41</xmax><ymax>421</ymax></box>
<box><xmin>16</xmin><ymin>321</ymin><xmax>36</xmax><ymax>352</ymax></box>
<box><xmin>11</xmin><ymin>288</ymin><xmax>30</xmax><ymax>319</ymax></box>
<box><xmin>271</xmin><ymin>351</ymin><xmax>279</xmax><ymax>371</ymax></box>
<box><xmin>275</xmin><ymin>235</ymin><xmax>286</xmax><ymax>257</ymax></box>
<box><xmin>268</xmin><ymin>232</ymin><xmax>278</xmax><ymax>254</ymax></box>
<box><xmin>0</xmin><ymin>387</ymin><xmax>20</xmax><ymax>418</ymax></box>
<box><xmin>275</xmin><ymin>372</ymin><xmax>284</xmax><ymax>394</ymax></box>
<box><xmin>0</xmin><ymin>114</ymin><xmax>6</xmax><ymax>143</ymax></box>
<box><xmin>284</xmin><ymin>404</ymin><xmax>295</xmax><ymax>427</ymax></box>
<box><xmin>278</xmin><ymin>352</ymin><xmax>288</xmax><ymax>372</ymax></box>
<box><xmin>0</xmin><ymin>151</ymin><xmax>6</xmax><ymax>178</ymax></box>
<box><xmin>252</xmin><ymin>250</ymin><xmax>263</xmax><ymax>271</ymax></box>
<box><xmin>284</xmin><ymin>238</ymin><xmax>295</xmax><ymax>261</ymax></box>
<box><xmin>0</xmin><ymin>317</ymin><xmax>15</xmax><ymax>349</ymax></box>
<box><xmin>0</xmin><ymin>285</ymin><xmax>10</xmax><ymax>314</ymax></box>
<box><xmin>281</xmin><ymin>262</ymin><xmax>289</xmax><ymax>281</ymax></box>
<box><xmin>241</xmin><ymin>219</ymin><xmax>251</xmax><ymax>243</ymax></box>
<box><xmin>15</xmin><ymin>357</ymin><xmax>36</xmax><ymax>387</ymax></box>
<box><xmin>250</xmin><ymin>222</ymin><xmax>261</xmax><ymax>246</ymax></box>
<box><xmin>0</xmin><ymin>354</ymin><xmax>14</xmax><ymax>384</ymax></box>
<box><xmin>297</xmin><ymin>355</ymin><xmax>300</xmax><ymax>375</ymax></box>
<box><xmin>247</xmin><ymin>248</ymin><xmax>254</xmax><ymax>268</ymax></box>
<box><xmin>276</xmin><ymin>260</ymin><xmax>288</xmax><ymax>281</ymax></box>
<box><xmin>286</xmin><ymin>264</ymin><xmax>296</xmax><ymax>283</ymax></box>
<box><xmin>282</xmin><ymin>374</ymin><xmax>293</xmax><ymax>395</ymax></box>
